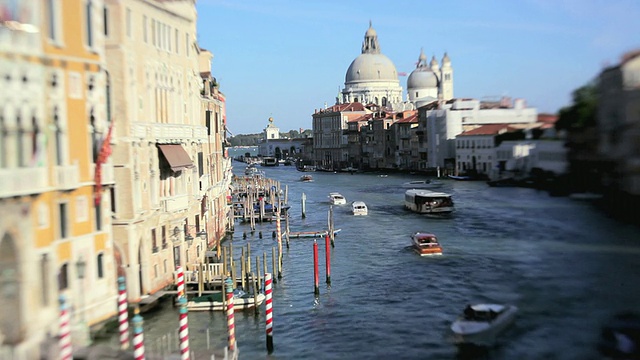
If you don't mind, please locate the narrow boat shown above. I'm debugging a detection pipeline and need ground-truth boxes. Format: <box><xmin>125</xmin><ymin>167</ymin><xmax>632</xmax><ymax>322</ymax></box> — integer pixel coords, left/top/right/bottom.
<box><xmin>450</xmin><ymin>304</ymin><xmax>518</xmax><ymax>344</ymax></box>
<box><xmin>288</xmin><ymin>228</ymin><xmax>341</xmax><ymax>239</ymax></box>
<box><xmin>300</xmin><ymin>174</ymin><xmax>314</xmax><ymax>182</ymax></box>
<box><xmin>351</xmin><ymin>201</ymin><xmax>368</xmax><ymax>216</ymax></box>
<box><xmin>328</xmin><ymin>192</ymin><xmax>347</xmax><ymax>205</ymax></box>
<box><xmin>185</xmin><ymin>289</ymin><xmax>266</xmax><ymax>311</ymax></box>
<box><xmin>404</xmin><ymin>189</ymin><xmax>454</xmax><ymax>214</ymax></box>
<box><xmin>402</xmin><ymin>179</ymin><xmax>444</xmax><ymax>189</ymax></box>
<box><xmin>261</xmin><ymin>157</ymin><xmax>278</xmax><ymax>166</ymax></box>
<box><xmin>411</xmin><ymin>232</ymin><xmax>442</xmax><ymax>256</ymax></box>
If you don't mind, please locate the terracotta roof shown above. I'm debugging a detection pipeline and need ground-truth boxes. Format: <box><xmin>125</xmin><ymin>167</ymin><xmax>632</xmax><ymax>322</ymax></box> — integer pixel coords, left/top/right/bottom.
<box><xmin>458</xmin><ymin>124</ymin><xmax>516</xmax><ymax>136</ymax></box>
<box><xmin>396</xmin><ymin>113</ymin><xmax>418</xmax><ymax>123</ymax></box>
<box><xmin>537</xmin><ymin>113</ymin><xmax>558</xmax><ymax>124</ymax></box>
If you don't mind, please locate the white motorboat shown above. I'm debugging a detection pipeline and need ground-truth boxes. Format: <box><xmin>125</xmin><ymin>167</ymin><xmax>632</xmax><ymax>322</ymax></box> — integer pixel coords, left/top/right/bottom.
<box><xmin>404</xmin><ymin>189</ymin><xmax>454</xmax><ymax>214</ymax></box>
<box><xmin>450</xmin><ymin>304</ymin><xmax>518</xmax><ymax>344</ymax></box>
<box><xmin>401</xmin><ymin>179</ymin><xmax>444</xmax><ymax>189</ymax></box>
<box><xmin>328</xmin><ymin>192</ymin><xmax>346</xmax><ymax>205</ymax></box>
<box><xmin>351</xmin><ymin>201</ymin><xmax>368</xmax><ymax>216</ymax></box>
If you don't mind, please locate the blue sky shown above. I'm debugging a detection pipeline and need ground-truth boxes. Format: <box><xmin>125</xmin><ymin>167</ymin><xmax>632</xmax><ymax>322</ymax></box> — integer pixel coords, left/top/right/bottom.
<box><xmin>196</xmin><ymin>0</ymin><xmax>640</xmax><ymax>135</ymax></box>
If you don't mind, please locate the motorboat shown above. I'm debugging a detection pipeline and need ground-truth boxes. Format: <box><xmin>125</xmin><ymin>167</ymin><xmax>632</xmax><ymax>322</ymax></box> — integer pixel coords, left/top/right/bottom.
<box><xmin>185</xmin><ymin>289</ymin><xmax>266</xmax><ymax>311</ymax></box>
<box><xmin>351</xmin><ymin>201</ymin><xmax>368</xmax><ymax>216</ymax></box>
<box><xmin>411</xmin><ymin>232</ymin><xmax>442</xmax><ymax>256</ymax></box>
<box><xmin>450</xmin><ymin>304</ymin><xmax>518</xmax><ymax>344</ymax></box>
<box><xmin>402</xmin><ymin>179</ymin><xmax>444</xmax><ymax>189</ymax></box>
<box><xmin>328</xmin><ymin>192</ymin><xmax>346</xmax><ymax>205</ymax></box>
<box><xmin>404</xmin><ymin>189</ymin><xmax>454</xmax><ymax>215</ymax></box>
<box><xmin>300</xmin><ymin>174</ymin><xmax>314</xmax><ymax>182</ymax></box>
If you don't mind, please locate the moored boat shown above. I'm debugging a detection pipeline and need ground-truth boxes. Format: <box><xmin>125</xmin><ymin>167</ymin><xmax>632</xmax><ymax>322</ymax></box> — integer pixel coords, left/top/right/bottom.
<box><xmin>402</xmin><ymin>179</ymin><xmax>444</xmax><ymax>189</ymax></box>
<box><xmin>288</xmin><ymin>228</ymin><xmax>342</xmax><ymax>239</ymax></box>
<box><xmin>450</xmin><ymin>304</ymin><xmax>518</xmax><ymax>344</ymax></box>
<box><xmin>185</xmin><ymin>289</ymin><xmax>266</xmax><ymax>311</ymax></box>
<box><xmin>411</xmin><ymin>232</ymin><xmax>442</xmax><ymax>256</ymax></box>
<box><xmin>404</xmin><ymin>189</ymin><xmax>454</xmax><ymax>214</ymax></box>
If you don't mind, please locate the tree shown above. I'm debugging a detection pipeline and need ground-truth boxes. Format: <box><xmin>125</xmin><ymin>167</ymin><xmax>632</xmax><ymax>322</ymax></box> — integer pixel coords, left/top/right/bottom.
<box><xmin>555</xmin><ymin>81</ymin><xmax>598</xmax><ymax>131</ymax></box>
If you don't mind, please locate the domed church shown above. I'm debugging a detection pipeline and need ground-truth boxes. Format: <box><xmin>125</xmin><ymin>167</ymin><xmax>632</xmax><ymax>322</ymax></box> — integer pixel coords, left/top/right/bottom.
<box><xmin>337</xmin><ymin>22</ymin><xmax>454</xmax><ymax>109</ymax></box>
<box><xmin>339</xmin><ymin>21</ymin><xmax>404</xmax><ymax>107</ymax></box>
<box><xmin>407</xmin><ymin>49</ymin><xmax>454</xmax><ymax>107</ymax></box>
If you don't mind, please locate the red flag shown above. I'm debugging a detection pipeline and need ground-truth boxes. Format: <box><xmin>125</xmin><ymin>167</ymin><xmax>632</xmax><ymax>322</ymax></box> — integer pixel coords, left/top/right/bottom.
<box><xmin>94</xmin><ymin>121</ymin><xmax>114</xmax><ymax>206</ymax></box>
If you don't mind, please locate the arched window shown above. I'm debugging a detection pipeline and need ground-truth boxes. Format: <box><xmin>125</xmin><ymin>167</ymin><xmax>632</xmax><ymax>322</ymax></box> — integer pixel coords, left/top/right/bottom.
<box><xmin>97</xmin><ymin>253</ymin><xmax>104</xmax><ymax>278</ymax></box>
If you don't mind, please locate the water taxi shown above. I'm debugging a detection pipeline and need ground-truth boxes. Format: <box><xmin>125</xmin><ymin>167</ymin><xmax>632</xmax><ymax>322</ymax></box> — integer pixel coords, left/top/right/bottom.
<box><xmin>411</xmin><ymin>232</ymin><xmax>442</xmax><ymax>256</ymax></box>
<box><xmin>328</xmin><ymin>192</ymin><xmax>347</xmax><ymax>205</ymax></box>
<box><xmin>351</xmin><ymin>201</ymin><xmax>368</xmax><ymax>216</ymax></box>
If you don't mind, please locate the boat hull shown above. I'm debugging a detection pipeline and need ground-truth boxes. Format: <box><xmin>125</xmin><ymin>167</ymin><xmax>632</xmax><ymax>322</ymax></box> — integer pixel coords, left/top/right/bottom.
<box><xmin>451</xmin><ymin>305</ymin><xmax>518</xmax><ymax>344</ymax></box>
<box><xmin>186</xmin><ymin>293</ymin><xmax>266</xmax><ymax>311</ymax></box>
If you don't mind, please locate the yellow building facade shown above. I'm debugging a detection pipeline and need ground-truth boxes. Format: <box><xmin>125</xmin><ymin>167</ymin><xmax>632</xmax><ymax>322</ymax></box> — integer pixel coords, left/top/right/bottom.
<box><xmin>0</xmin><ymin>0</ymin><xmax>117</xmax><ymax>357</ymax></box>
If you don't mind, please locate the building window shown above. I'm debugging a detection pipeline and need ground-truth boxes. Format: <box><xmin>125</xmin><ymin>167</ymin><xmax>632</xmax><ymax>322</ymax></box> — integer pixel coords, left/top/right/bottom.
<box><xmin>97</xmin><ymin>253</ymin><xmax>104</xmax><ymax>278</ymax></box>
<box><xmin>95</xmin><ymin>201</ymin><xmax>102</xmax><ymax>231</ymax></box>
<box><xmin>59</xmin><ymin>203</ymin><xmax>68</xmax><ymax>238</ymax></box>
<box><xmin>46</xmin><ymin>0</ymin><xmax>61</xmax><ymax>43</ymax></box>
<box><xmin>54</xmin><ymin>108</ymin><xmax>63</xmax><ymax>166</ymax></box>
<box><xmin>185</xmin><ymin>33</ymin><xmax>190</xmax><ymax>56</ymax></box>
<box><xmin>58</xmin><ymin>263</ymin><xmax>68</xmax><ymax>290</ymax></box>
<box><xmin>31</xmin><ymin>114</ymin><xmax>40</xmax><ymax>163</ymax></box>
<box><xmin>162</xmin><ymin>225</ymin><xmax>167</xmax><ymax>249</ymax></box>
<box><xmin>41</xmin><ymin>254</ymin><xmax>50</xmax><ymax>306</ymax></box>
<box><xmin>0</xmin><ymin>109</ymin><xmax>6</xmax><ymax>167</ymax></box>
<box><xmin>143</xmin><ymin>16</ymin><xmax>148</xmax><ymax>43</ymax></box>
<box><xmin>164</xmin><ymin>259</ymin><xmax>168</xmax><ymax>274</ymax></box>
<box><xmin>151</xmin><ymin>19</ymin><xmax>156</xmax><ymax>46</ymax></box>
<box><xmin>85</xmin><ymin>0</ymin><xmax>94</xmax><ymax>48</ymax></box>
<box><xmin>103</xmin><ymin>6</ymin><xmax>108</xmax><ymax>36</ymax></box>
<box><xmin>175</xmin><ymin>29</ymin><xmax>179</xmax><ymax>54</ymax></box>
<box><xmin>152</xmin><ymin>228</ymin><xmax>157</xmax><ymax>253</ymax></box>
<box><xmin>16</xmin><ymin>111</ymin><xmax>24</xmax><ymax>167</ymax></box>
<box><xmin>126</xmin><ymin>8</ymin><xmax>132</xmax><ymax>38</ymax></box>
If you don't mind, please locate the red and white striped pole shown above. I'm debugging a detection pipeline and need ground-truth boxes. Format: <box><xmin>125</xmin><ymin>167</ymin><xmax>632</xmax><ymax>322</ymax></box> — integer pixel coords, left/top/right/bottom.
<box><xmin>225</xmin><ymin>276</ymin><xmax>236</xmax><ymax>351</ymax></box>
<box><xmin>178</xmin><ymin>297</ymin><xmax>190</xmax><ymax>359</ymax></box>
<box><xmin>176</xmin><ymin>266</ymin><xmax>185</xmax><ymax>299</ymax></box>
<box><xmin>132</xmin><ymin>307</ymin><xmax>145</xmax><ymax>360</ymax></box>
<box><xmin>265</xmin><ymin>273</ymin><xmax>274</xmax><ymax>354</ymax></box>
<box><xmin>313</xmin><ymin>240</ymin><xmax>319</xmax><ymax>296</ymax></box>
<box><xmin>58</xmin><ymin>295</ymin><xmax>72</xmax><ymax>360</ymax></box>
<box><xmin>117</xmin><ymin>276</ymin><xmax>130</xmax><ymax>350</ymax></box>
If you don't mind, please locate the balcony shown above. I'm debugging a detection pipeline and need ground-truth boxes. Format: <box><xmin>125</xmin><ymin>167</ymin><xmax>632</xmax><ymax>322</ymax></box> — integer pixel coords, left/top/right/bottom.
<box><xmin>55</xmin><ymin>164</ymin><xmax>80</xmax><ymax>190</ymax></box>
<box><xmin>161</xmin><ymin>194</ymin><xmax>189</xmax><ymax>212</ymax></box>
<box><xmin>0</xmin><ymin>167</ymin><xmax>49</xmax><ymax>198</ymax></box>
<box><xmin>91</xmin><ymin>163</ymin><xmax>115</xmax><ymax>185</ymax></box>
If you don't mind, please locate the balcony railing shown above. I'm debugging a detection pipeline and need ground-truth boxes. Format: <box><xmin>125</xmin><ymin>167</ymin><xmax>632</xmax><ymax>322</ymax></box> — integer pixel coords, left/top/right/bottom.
<box><xmin>92</xmin><ymin>163</ymin><xmax>115</xmax><ymax>185</ymax></box>
<box><xmin>0</xmin><ymin>167</ymin><xmax>49</xmax><ymax>198</ymax></box>
<box><xmin>161</xmin><ymin>194</ymin><xmax>189</xmax><ymax>212</ymax></box>
<box><xmin>55</xmin><ymin>164</ymin><xmax>80</xmax><ymax>190</ymax></box>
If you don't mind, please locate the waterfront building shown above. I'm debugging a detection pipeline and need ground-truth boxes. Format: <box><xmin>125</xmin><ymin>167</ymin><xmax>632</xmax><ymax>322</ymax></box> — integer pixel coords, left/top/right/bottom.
<box><xmin>1</xmin><ymin>0</ymin><xmax>117</xmax><ymax>356</ymax></box>
<box><xmin>257</xmin><ymin>117</ymin><xmax>305</xmax><ymax>160</ymax></box>
<box><xmin>597</xmin><ymin>49</ymin><xmax>640</xmax><ymax>197</ymax></box>
<box><xmin>419</xmin><ymin>97</ymin><xmax>538</xmax><ymax>173</ymax></box>
<box><xmin>312</xmin><ymin>103</ymin><xmax>369</xmax><ymax>170</ymax></box>
<box><xmin>198</xmin><ymin>48</ymin><xmax>233</xmax><ymax>247</ymax></box>
<box><xmin>104</xmin><ymin>0</ymin><xmax>209</xmax><ymax>303</ymax></box>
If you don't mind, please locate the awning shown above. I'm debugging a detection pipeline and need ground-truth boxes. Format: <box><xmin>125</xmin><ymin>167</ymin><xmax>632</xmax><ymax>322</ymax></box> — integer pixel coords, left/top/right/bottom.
<box><xmin>157</xmin><ymin>144</ymin><xmax>194</xmax><ymax>172</ymax></box>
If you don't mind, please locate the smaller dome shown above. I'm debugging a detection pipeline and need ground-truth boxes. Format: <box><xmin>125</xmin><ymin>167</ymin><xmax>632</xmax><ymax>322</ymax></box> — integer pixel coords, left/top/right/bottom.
<box><xmin>407</xmin><ymin>68</ymin><xmax>438</xmax><ymax>89</ymax></box>
<box><xmin>430</xmin><ymin>56</ymin><xmax>438</xmax><ymax>67</ymax></box>
<box><xmin>365</xmin><ymin>20</ymin><xmax>376</xmax><ymax>36</ymax></box>
<box><xmin>442</xmin><ymin>52</ymin><xmax>451</xmax><ymax>64</ymax></box>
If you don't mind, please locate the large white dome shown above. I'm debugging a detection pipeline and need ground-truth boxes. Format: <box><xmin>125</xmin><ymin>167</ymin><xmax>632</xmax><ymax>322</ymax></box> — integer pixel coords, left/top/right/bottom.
<box><xmin>345</xmin><ymin>53</ymin><xmax>398</xmax><ymax>84</ymax></box>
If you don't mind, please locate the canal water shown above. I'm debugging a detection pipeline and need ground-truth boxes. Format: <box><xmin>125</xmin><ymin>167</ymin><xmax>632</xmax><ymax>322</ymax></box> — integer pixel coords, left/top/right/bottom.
<box><xmin>103</xmin><ymin>162</ymin><xmax>640</xmax><ymax>359</ymax></box>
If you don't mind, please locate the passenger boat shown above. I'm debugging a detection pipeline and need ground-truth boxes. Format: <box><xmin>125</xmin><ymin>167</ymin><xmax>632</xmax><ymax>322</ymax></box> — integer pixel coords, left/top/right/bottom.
<box><xmin>300</xmin><ymin>174</ymin><xmax>314</xmax><ymax>182</ymax></box>
<box><xmin>450</xmin><ymin>304</ymin><xmax>518</xmax><ymax>344</ymax></box>
<box><xmin>328</xmin><ymin>192</ymin><xmax>347</xmax><ymax>205</ymax></box>
<box><xmin>402</xmin><ymin>179</ymin><xmax>444</xmax><ymax>189</ymax></box>
<box><xmin>185</xmin><ymin>289</ymin><xmax>266</xmax><ymax>311</ymax></box>
<box><xmin>261</xmin><ymin>157</ymin><xmax>278</xmax><ymax>166</ymax></box>
<box><xmin>404</xmin><ymin>189</ymin><xmax>454</xmax><ymax>214</ymax></box>
<box><xmin>351</xmin><ymin>201</ymin><xmax>368</xmax><ymax>216</ymax></box>
<box><xmin>411</xmin><ymin>232</ymin><xmax>442</xmax><ymax>256</ymax></box>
